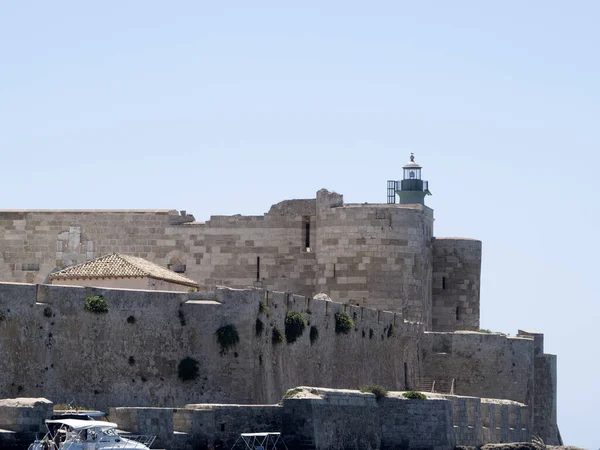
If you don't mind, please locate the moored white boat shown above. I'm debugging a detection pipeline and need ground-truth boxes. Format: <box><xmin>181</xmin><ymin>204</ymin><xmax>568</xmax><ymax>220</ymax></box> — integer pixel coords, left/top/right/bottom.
<box><xmin>28</xmin><ymin>418</ymin><xmax>155</xmax><ymax>450</ymax></box>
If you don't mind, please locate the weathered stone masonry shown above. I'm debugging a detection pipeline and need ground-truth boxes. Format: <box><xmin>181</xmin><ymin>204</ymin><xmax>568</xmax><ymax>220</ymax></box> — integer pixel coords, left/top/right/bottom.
<box><xmin>0</xmin><ymin>189</ymin><xmax>478</xmax><ymax>332</ymax></box>
<box><xmin>0</xmin><ymin>390</ymin><xmax>534</xmax><ymax>450</ymax></box>
<box><xmin>0</xmin><ymin>282</ymin><xmax>558</xmax><ymax>444</ymax></box>
<box><xmin>0</xmin><ymin>283</ymin><xmax>421</xmax><ymax>408</ymax></box>
<box><xmin>0</xmin><ymin>186</ymin><xmax>560</xmax><ymax>445</ymax></box>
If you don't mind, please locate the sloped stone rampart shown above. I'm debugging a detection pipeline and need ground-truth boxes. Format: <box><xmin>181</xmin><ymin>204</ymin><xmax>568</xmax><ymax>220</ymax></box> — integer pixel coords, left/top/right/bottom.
<box><xmin>0</xmin><ymin>282</ymin><xmax>421</xmax><ymax>409</ymax></box>
<box><xmin>0</xmin><ymin>391</ymin><xmax>537</xmax><ymax>450</ymax></box>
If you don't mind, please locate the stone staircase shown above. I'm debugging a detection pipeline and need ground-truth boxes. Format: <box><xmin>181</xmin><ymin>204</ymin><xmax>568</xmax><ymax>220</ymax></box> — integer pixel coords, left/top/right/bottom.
<box><xmin>416</xmin><ymin>377</ymin><xmax>454</xmax><ymax>394</ymax></box>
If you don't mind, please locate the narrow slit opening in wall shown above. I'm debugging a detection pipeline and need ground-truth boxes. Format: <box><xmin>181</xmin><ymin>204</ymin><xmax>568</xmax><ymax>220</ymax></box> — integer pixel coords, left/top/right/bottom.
<box><xmin>304</xmin><ymin>216</ymin><xmax>311</xmax><ymax>251</ymax></box>
<box><xmin>456</xmin><ymin>306</ymin><xmax>460</xmax><ymax>321</ymax></box>
<box><xmin>442</xmin><ymin>277</ymin><xmax>446</xmax><ymax>290</ymax></box>
<box><xmin>256</xmin><ymin>256</ymin><xmax>260</xmax><ymax>281</ymax></box>
<box><xmin>404</xmin><ymin>362</ymin><xmax>409</xmax><ymax>390</ymax></box>
<box><xmin>333</xmin><ymin>263</ymin><xmax>336</xmax><ymax>278</ymax></box>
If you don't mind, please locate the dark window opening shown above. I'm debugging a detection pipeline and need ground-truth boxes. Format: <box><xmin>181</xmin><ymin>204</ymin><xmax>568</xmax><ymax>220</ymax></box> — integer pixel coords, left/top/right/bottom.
<box><xmin>404</xmin><ymin>362</ymin><xmax>409</xmax><ymax>390</ymax></box>
<box><xmin>333</xmin><ymin>263</ymin><xmax>336</xmax><ymax>278</ymax></box>
<box><xmin>256</xmin><ymin>257</ymin><xmax>260</xmax><ymax>281</ymax></box>
<box><xmin>304</xmin><ymin>217</ymin><xmax>311</xmax><ymax>250</ymax></box>
<box><xmin>220</xmin><ymin>423</ymin><xmax>225</xmax><ymax>432</ymax></box>
<box><xmin>442</xmin><ymin>277</ymin><xmax>446</xmax><ymax>290</ymax></box>
<box><xmin>168</xmin><ymin>263</ymin><xmax>186</xmax><ymax>274</ymax></box>
<box><xmin>456</xmin><ymin>306</ymin><xmax>460</xmax><ymax>321</ymax></box>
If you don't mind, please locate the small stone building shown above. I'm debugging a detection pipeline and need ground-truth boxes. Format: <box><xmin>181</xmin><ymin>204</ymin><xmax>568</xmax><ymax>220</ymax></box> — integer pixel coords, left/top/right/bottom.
<box><xmin>48</xmin><ymin>253</ymin><xmax>198</xmax><ymax>292</ymax></box>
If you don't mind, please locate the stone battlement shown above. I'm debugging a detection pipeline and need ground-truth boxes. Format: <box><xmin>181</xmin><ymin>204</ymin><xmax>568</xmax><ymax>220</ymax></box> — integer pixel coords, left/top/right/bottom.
<box><xmin>0</xmin><ymin>189</ymin><xmax>478</xmax><ymax>331</ymax></box>
<box><xmin>0</xmin><ymin>390</ymin><xmax>533</xmax><ymax>450</ymax></box>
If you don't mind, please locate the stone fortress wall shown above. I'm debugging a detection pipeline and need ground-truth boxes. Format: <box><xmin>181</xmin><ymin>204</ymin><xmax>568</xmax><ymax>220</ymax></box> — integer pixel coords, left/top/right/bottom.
<box><xmin>0</xmin><ymin>282</ymin><xmax>558</xmax><ymax>444</ymax></box>
<box><xmin>0</xmin><ymin>187</ymin><xmax>560</xmax><ymax>446</ymax></box>
<box><xmin>0</xmin><ymin>389</ymin><xmax>534</xmax><ymax>450</ymax></box>
<box><xmin>0</xmin><ymin>189</ymin><xmax>478</xmax><ymax>332</ymax></box>
<box><xmin>0</xmin><ymin>282</ymin><xmax>421</xmax><ymax>408</ymax></box>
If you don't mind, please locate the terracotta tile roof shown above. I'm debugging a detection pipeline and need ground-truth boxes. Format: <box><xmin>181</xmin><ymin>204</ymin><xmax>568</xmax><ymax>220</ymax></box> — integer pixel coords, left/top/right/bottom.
<box><xmin>49</xmin><ymin>253</ymin><xmax>198</xmax><ymax>287</ymax></box>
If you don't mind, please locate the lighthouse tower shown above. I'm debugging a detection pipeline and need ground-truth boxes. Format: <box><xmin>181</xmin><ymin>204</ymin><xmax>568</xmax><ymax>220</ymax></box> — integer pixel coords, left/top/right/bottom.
<box><xmin>387</xmin><ymin>153</ymin><xmax>431</xmax><ymax>205</ymax></box>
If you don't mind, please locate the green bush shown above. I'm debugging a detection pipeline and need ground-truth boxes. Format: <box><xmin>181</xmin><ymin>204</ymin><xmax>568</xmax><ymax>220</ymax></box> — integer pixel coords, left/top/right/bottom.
<box><xmin>402</xmin><ymin>391</ymin><xmax>427</xmax><ymax>400</ymax></box>
<box><xmin>178</xmin><ymin>357</ymin><xmax>200</xmax><ymax>381</ymax></box>
<box><xmin>272</xmin><ymin>327</ymin><xmax>286</xmax><ymax>345</ymax></box>
<box><xmin>360</xmin><ymin>384</ymin><xmax>388</xmax><ymax>400</ymax></box>
<box><xmin>216</xmin><ymin>324</ymin><xmax>240</xmax><ymax>355</ymax></box>
<box><xmin>335</xmin><ymin>312</ymin><xmax>354</xmax><ymax>334</ymax></box>
<box><xmin>84</xmin><ymin>295</ymin><xmax>108</xmax><ymax>314</ymax></box>
<box><xmin>285</xmin><ymin>311</ymin><xmax>307</xmax><ymax>343</ymax></box>
<box><xmin>0</xmin><ymin>310</ymin><xmax>5</xmax><ymax>321</ymax></box>
<box><xmin>282</xmin><ymin>388</ymin><xmax>303</xmax><ymax>399</ymax></box>
<box><xmin>309</xmin><ymin>325</ymin><xmax>319</xmax><ymax>345</ymax></box>
<box><xmin>479</xmin><ymin>329</ymin><xmax>492</xmax><ymax>333</ymax></box>
<box><xmin>259</xmin><ymin>301</ymin><xmax>271</xmax><ymax>316</ymax></box>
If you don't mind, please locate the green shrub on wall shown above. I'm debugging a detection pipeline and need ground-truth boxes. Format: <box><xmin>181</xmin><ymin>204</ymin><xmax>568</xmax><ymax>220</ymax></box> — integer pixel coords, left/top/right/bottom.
<box><xmin>259</xmin><ymin>301</ymin><xmax>271</xmax><ymax>316</ymax></box>
<box><xmin>178</xmin><ymin>357</ymin><xmax>200</xmax><ymax>381</ymax></box>
<box><xmin>285</xmin><ymin>311</ymin><xmax>307</xmax><ymax>343</ymax></box>
<box><xmin>272</xmin><ymin>327</ymin><xmax>286</xmax><ymax>345</ymax></box>
<box><xmin>0</xmin><ymin>310</ymin><xmax>5</xmax><ymax>321</ymax></box>
<box><xmin>402</xmin><ymin>391</ymin><xmax>427</xmax><ymax>400</ymax></box>
<box><xmin>216</xmin><ymin>324</ymin><xmax>240</xmax><ymax>355</ymax></box>
<box><xmin>360</xmin><ymin>384</ymin><xmax>388</xmax><ymax>400</ymax></box>
<box><xmin>335</xmin><ymin>312</ymin><xmax>354</xmax><ymax>334</ymax></box>
<box><xmin>283</xmin><ymin>388</ymin><xmax>303</xmax><ymax>399</ymax></box>
<box><xmin>84</xmin><ymin>295</ymin><xmax>108</xmax><ymax>314</ymax></box>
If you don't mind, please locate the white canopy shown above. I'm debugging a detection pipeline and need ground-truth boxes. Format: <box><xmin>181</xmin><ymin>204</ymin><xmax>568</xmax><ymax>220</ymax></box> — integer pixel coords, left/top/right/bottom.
<box><xmin>241</xmin><ymin>432</ymin><xmax>281</xmax><ymax>437</ymax></box>
<box><xmin>46</xmin><ymin>419</ymin><xmax>118</xmax><ymax>430</ymax></box>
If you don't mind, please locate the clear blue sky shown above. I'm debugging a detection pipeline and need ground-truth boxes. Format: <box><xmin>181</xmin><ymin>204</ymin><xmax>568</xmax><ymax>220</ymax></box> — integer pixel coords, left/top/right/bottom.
<box><xmin>1</xmin><ymin>2</ymin><xmax>598</xmax><ymax>448</ymax></box>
